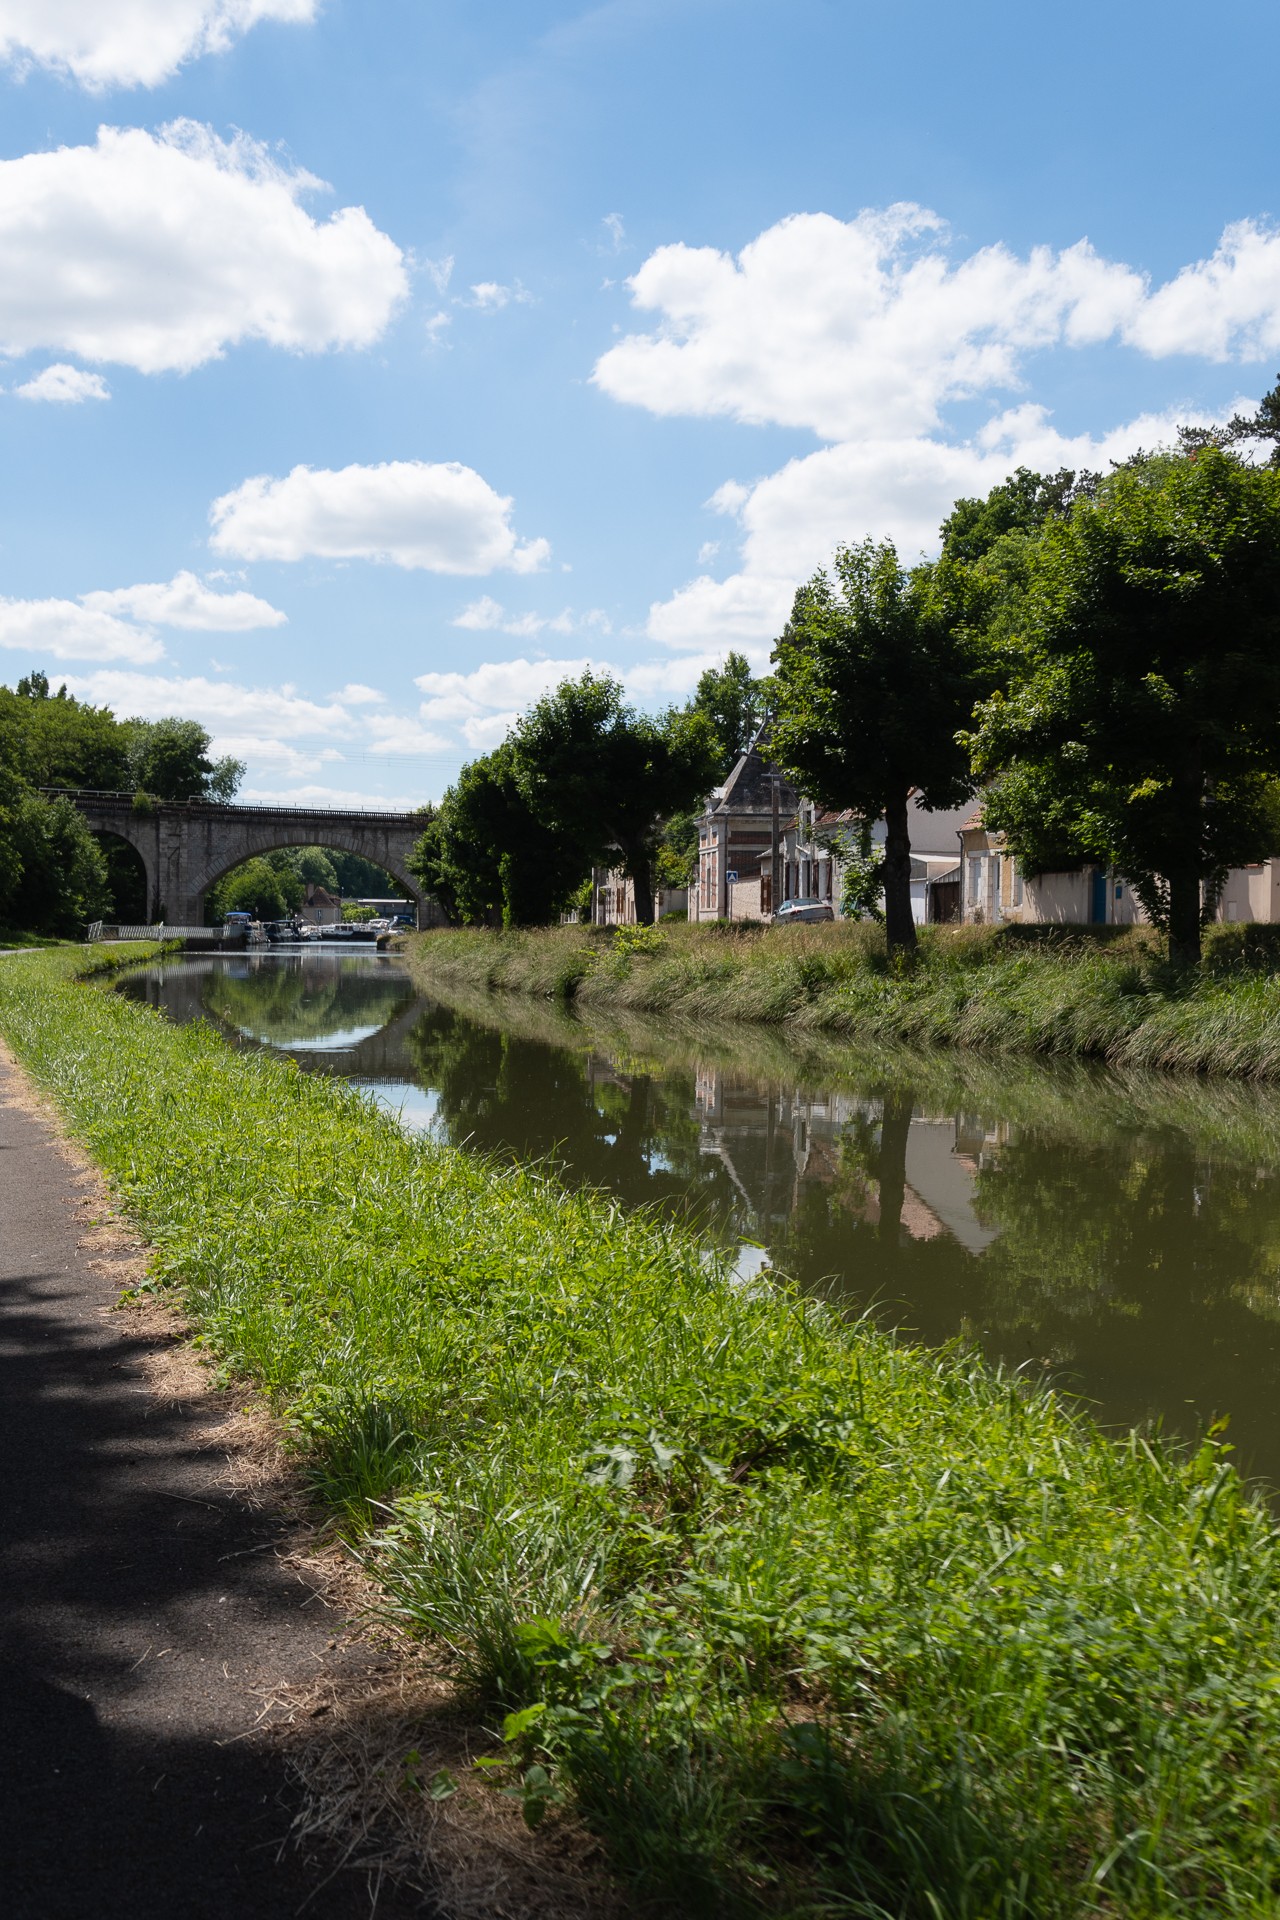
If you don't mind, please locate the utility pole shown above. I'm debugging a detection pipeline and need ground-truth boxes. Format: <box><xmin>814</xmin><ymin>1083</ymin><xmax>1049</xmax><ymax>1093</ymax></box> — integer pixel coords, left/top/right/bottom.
<box><xmin>771</xmin><ymin>773</ymin><xmax>781</xmax><ymax>916</ymax></box>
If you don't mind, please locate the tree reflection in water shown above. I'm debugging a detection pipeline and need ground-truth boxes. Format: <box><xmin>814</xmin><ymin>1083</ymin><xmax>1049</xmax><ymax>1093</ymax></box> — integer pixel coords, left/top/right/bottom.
<box><xmin>120</xmin><ymin>955</ymin><xmax>1280</xmax><ymax>1485</ymax></box>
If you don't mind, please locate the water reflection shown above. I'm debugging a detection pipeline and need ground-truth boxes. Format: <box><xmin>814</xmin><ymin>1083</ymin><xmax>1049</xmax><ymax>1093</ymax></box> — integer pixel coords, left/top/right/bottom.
<box><xmin>118</xmin><ymin>952</ymin><xmax>1280</xmax><ymax>1484</ymax></box>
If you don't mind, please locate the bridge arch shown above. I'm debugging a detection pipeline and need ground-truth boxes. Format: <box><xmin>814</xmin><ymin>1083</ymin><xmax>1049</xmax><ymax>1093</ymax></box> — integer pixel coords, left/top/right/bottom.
<box><xmin>188</xmin><ymin>827</ymin><xmax>422</xmax><ymax>922</ymax></box>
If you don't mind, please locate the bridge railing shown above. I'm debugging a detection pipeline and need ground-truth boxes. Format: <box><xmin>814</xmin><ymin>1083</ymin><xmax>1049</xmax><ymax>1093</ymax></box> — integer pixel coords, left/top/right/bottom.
<box><xmin>40</xmin><ymin>787</ymin><xmax>426</xmax><ymax>822</ymax></box>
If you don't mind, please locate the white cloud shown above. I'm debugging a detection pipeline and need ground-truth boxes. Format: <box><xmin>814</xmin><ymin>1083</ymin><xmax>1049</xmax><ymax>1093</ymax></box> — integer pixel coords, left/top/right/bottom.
<box><xmin>332</xmin><ymin>682</ymin><xmax>385</xmax><ymax>705</ymax></box>
<box><xmin>0</xmin><ymin>596</ymin><xmax>162</xmax><ymax>662</ymax></box>
<box><xmin>62</xmin><ymin>669</ymin><xmax>351</xmax><ymax>738</ymax></box>
<box><xmin>0</xmin><ymin>122</ymin><xmax>406</xmax><ymax>375</ymax></box>
<box><xmin>210</xmin><ymin>460</ymin><xmax>550</xmax><ymax>573</ymax></box>
<box><xmin>413</xmin><ymin>649</ymin><xmax>715</xmax><ymax>751</ymax></box>
<box><xmin>594</xmin><ymin>206</ymin><xmax>1280</xmax><ymax>445</ymax></box>
<box><xmin>239</xmin><ymin>781</ymin><xmax>425</xmax><ymax>811</ymax></box>
<box><xmin>602</xmin><ymin>212</ymin><xmax>625</xmax><ymax>253</ymax></box>
<box><xmin>647</xmin><ymin>403</ymin><xmax>1225</xmax><ymax>648</ymax></box>
<box><xmin>467</xmin><ymin>280</ymin><xmax>534</xmax><ymax>311</ymax></box>
<box><xmin>364</xmin><ymin>714</ymin><xmax>453</xmax><ymax>755</ymax></box>
<box><xmin>15</xmin><ymin>362</ymin><xmax>109</xmax><ymax>402</ymax></box>
<box><xmin>452</xmin><ymin>596</ymin><xmax>610</xmax><ymax>636</ymax></box>
<box><xmin>0</xmin><ymin>1</ymin><xmax>318</xmax><ymax>92</ymax></box>
<box><xmin>81</xmin><ymin>569</ymin><xmax>286</xmax><ymax>630</ymax></box>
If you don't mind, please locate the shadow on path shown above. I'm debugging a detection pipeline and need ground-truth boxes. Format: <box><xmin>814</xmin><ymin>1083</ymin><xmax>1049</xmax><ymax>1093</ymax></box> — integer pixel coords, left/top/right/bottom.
<box><xmin>0</xmin><ymin>1054</ymin><xmax>431</xmax><ymax>1919</ymax></box>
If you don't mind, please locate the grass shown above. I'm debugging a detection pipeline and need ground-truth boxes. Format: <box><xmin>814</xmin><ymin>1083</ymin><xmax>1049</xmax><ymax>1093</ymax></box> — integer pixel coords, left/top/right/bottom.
<box><xmin>405</xmin><ymin>919</ymin><xmax>1280</xmax><ymax>1078</ymax></box>
<box><xmin>5</xmin><ymin>946</ymin><xmax>1280</xmax><ymax>1914</ymax></box>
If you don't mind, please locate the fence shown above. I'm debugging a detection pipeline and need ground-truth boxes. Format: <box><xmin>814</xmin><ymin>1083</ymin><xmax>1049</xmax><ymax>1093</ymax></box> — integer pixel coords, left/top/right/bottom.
<box><xmin>88</xmin><ymin>924</ymin><xmax>231</xmax><ymax>943</ymax></box>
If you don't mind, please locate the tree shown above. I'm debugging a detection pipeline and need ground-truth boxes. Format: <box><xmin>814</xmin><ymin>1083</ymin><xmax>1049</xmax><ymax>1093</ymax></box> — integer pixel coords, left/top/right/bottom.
<box><xmin>0</xmin><ymin>677</ymin><xmax>129</xmax><ymax>791</ymax></box>
<box><xmin>770</xmin><ymin>540</ymin><xmax>986</xmax><ymax>953</ymax></box>
<box><xmin>412</xmin><ymin>747</ymin><xmax>585</xmax><ymax>927</ymax></box>
<box><xmin>0</xmin><ymin>789</ymin><xmax>110</xmax><ymax>935</ymax></box>
<box><xmin>688</xmin><ymin>651</ymin><xmax>767</xmax><ymax>777</ymax></box>
<box><xmin>968</xmin><ymin>449</ymin><xmax>1280</xmax><ymax>964</ymax></box>
<box><xmin>213</xmin><ymin>857</ymin><xmax>291</xmax><ymax>922</ymax></box>
<box><xmin>939</xmin><ymin>466</ymin><xmax>1089</xmax><ymax>566</ymax></box>
<box><xmin>123</xmin><ymin>717</ymin><xmax>244</xmax><ymax>802</ymax></box>
<box><xmin>512</xmin><ymin>673</ymin><xmax>721</xmax><ymax>926</ymax></box>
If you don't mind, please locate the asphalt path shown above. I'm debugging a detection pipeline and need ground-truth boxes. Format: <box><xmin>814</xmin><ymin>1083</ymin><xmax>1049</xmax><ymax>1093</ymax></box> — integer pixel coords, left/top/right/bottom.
<box><xmin>0</xmin><ymin>1036</ymin><xmax>431</xmax><ymax>1919</ymax></box>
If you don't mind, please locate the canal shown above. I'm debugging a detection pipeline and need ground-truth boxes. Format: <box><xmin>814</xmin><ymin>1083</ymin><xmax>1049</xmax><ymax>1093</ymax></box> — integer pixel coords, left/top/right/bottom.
<box><xmin>119</xmin><ymin>948</ymin><xmax>1280</xmax><ymax>1486</ymax></box>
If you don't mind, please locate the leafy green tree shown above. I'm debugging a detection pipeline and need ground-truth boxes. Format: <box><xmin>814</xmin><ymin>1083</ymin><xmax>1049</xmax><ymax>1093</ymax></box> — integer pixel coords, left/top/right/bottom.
<box><xmin>123</xmin><ymin>717</ymin><xmax>244</xmax><ymax>802</ymax></box>
<box><xmin>968</xmin><ymin>449</ymin><xmax>1280</xmax><ymax>964</ymax></box>
<box><xmin>277</xmin><ymin>846</ymin><xmax>340</xmax><ymax>893</ymax></box>
<box><xmin>412</xmin><ymin>746</ymin><xmax>585</xmax><ymax>927</ymax></box>
<box><xmin>0</xmin><ymin>789</ymin><xmax>110</xmax><ymax>935</ymax></box>
<box><xmin>939</xmin><ymin>466</ymin><xmax>1088</xmax><ymax>566</ymax></box>
<box><xmin>327</xmin><ymin>847</ymin><xmax>401</xmax><ymax>897</ymax></box>
<box><xmin>0</xmin><ymin>676</ymin><xmax>129</xmax><ymax>790</ymax></box>
<box><xmin>771</xmin><ymin>540</ymin><xmax>986</xmax><ymax>953</ymax></box>
<box><xmin>688</xmin><ymin>651</ymin><xmax>767</xmax><ymax>777</ymax></box>
<box><xmin>513</xmin><ymin>673</ymin><xmax>720</xmax><ymax>925</ymax></box>
<box><xmin>212</xmin><ymin>856</ymin><xmax>291</xmax><ymax>921</ymax></box>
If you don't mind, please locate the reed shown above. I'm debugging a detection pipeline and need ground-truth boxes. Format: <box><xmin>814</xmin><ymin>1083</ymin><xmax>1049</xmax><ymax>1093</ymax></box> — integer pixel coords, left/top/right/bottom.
<box><xmin>4</xmin><ymin>945</ymin><xmax>1280</xmax><ymax>1915</ymax></box>
<box><xmin>406</xmin><ymin>920</ymin><xmax>1280</xmax><ymax>1078</ymax></box>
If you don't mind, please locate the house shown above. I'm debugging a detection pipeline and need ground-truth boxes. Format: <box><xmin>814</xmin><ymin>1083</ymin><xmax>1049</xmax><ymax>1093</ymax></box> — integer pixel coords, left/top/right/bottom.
<box><xmin>692</xmin><ymin>738</ymin><xmax>798</xmax><ymax>922</ymax></box>
<box><xmin>591</xmin><ymin>868</ymin><xmax>688</xmax><ymax>924</ymax></box>
<box><xmin>955</xmin><ymin>814</ymin><xmax>1280</xmax><ymax>928</ymax></box>
<box><xmin>299</xmin><ymin>883</ymin><xmax>342</xmax><ymax>926</ymax></box>
<box><xmin>957</xmin><ymin>816</ymin><xmax>1145</xmax><ymax>926</ymax></box>
<box><xmin>756</xmin><ymin>795</ymin><xmax>973</xmax><ymax>924</ymax></box>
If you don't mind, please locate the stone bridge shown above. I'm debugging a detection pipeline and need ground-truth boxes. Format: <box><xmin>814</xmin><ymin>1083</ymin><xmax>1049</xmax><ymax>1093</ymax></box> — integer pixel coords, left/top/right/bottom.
<box><xmin>52</xmin><ymin>790</ymin><xmax>432</xmax><ymax>927</ymax></box>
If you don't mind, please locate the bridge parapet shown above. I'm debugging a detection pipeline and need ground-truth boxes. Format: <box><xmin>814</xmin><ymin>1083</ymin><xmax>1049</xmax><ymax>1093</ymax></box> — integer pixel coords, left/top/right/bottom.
<box><xmin>47</xmin><ymin>789</ymin><xmax>433</xmax><ymax>928</ymax></box>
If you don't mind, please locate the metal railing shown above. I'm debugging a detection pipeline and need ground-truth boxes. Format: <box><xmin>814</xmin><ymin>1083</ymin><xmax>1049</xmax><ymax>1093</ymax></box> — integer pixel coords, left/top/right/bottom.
<box><xmin>42</xmin><ymin>787</ymin><xmax>426</xmax><ymax>821</ymax></box>
<box><xmin>90</xmin><ymin>924</ymin><xmax>232</xmax><ymax>942</ymax></box>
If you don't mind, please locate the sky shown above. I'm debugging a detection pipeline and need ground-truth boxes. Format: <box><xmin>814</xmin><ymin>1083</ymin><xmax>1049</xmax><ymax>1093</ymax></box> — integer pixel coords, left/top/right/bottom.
<box><xmin>1</xmin><ymin>0</ymin><xmax>1279</xmax><ymax>809</ymax></box>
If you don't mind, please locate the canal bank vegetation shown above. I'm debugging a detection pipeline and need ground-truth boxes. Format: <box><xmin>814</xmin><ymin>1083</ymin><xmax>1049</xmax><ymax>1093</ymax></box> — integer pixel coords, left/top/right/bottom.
<box><xmin>405</xmin><ymin>917</ymin><xmax>1280</xmax><ymax>1078</ymax></box>
<box><xmin>6</xmin><ymin>951</ymin><xmax>1280</xmax><ymax>1915</ymax></box>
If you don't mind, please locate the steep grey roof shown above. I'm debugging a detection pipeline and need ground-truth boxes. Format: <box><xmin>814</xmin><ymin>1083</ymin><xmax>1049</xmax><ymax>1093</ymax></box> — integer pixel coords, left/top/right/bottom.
<box><xmin>713</xmin><ymin>737</ymin><xmax>797</xmax><ymax>815</ymax></box>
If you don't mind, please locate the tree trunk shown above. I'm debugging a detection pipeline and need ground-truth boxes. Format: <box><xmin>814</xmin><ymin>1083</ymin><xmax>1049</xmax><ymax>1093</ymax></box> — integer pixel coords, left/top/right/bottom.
<box><xmin>1167</xmin><ymin>759</ymin><xmax>1203</xmax><ymax>968</ymax></box>
<box><xmin>1167</xmin><ymin>868</ymin><xmax>1202</xmax><ymax>967</ymax></box>
<box><xmin>882</xmin><ymin>786</ymin><xmax>917</xmax><ymax>955</ymax></box>
<box><xmin>876</xmin><ymin>1090</ymin><xmax>912</xmax><ymax>1246</ymax></box>
<box><xmin>626</xmin><ymin>849</ymin><xmax>656</xmax><ymax>926</ymax></box>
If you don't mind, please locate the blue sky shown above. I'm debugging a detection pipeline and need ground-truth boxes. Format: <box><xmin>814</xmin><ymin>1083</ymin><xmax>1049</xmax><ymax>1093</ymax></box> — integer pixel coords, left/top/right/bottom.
<box><xmin>1</xmin><ymin>0</ymin><xmax>1279</xmax><ymax>807</ymax></box>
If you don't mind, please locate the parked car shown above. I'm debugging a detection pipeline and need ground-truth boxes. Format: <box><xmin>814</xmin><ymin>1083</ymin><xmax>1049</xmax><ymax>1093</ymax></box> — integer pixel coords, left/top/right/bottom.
<box><xmin>773</xmin><ymin>898</ymin><xmax>834</xmax><ymax>924</ymax></box>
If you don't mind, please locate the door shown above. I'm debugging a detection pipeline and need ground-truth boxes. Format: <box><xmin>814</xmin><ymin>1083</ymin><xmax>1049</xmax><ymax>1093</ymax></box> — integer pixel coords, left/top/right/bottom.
<box><xmin>1090</xmin><ymin>867</ymin><xmax>1108</xmax><ymax>923</ymax></box>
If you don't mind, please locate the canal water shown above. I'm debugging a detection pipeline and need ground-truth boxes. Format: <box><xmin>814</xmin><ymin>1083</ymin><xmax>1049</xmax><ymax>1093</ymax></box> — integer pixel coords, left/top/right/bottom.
<box><xmin>119</xmin><ymin>949</ymin><xmax>1280</xmax><ymax>1486</ymax></box>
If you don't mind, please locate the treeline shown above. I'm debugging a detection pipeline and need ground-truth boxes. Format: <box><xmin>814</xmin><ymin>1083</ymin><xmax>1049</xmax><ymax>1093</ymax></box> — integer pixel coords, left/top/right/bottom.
<box><xmin>411</xmin><ymin>653</ymin><xmax>767</xmax><ymax>928</ymax></box>
<box><xmin>419</xmin><ymin>379</ymin><xmax>1280</xmax><ymax>967</ymax></box>
<box><xmin>772</xmin><ymin>385</ymin><xmax>1280</xmax><ymax>965</ymax></box>
<box><xmin>0</xmin><ymin>672</ymin><xmax>244</xmax><ymax>935</ymax></box>
<box><xmin>206</xmin><ymin>845</ymin><xmax>400</xmax><ymax>922</ymax></box>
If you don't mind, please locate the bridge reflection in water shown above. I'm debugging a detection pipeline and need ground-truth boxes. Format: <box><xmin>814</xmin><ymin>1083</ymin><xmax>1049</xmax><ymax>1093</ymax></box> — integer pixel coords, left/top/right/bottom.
<box><xmin>118</xmin><ymin>950</ymin><xmax>1280</xmax><ymax>1489</ymax></box>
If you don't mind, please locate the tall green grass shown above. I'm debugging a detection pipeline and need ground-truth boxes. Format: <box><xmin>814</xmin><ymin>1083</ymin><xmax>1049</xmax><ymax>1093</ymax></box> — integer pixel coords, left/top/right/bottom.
<box><xmin>5</xmin><ymin>946</ymin><xmax>1280</xmax><ymax>1915</ymax></box>
<box><xmin>407</xmin><ymin>920</ymin><xmax>1280</xmax><ymax>1077</ymax></box>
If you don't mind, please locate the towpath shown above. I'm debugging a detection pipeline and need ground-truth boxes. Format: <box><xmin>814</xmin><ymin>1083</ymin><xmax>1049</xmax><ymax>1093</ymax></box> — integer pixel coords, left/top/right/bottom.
<box><xmin>0</xmin><ymin>1033</ymin><xmax>430</xmax><ymax>1918</ymax></box>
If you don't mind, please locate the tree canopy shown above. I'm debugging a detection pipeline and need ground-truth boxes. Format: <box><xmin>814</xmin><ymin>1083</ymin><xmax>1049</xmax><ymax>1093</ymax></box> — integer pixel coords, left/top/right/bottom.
<box><xmin>123</xmin><ymin>717</ymin><xmax>244</xmax><ymax>803</ymax></box>
<box><xmin>512</xmin><ymin>672</ymin><xmax>721</xmax><ymax>926</ymax></box>
<box><xmin>688</xmin><ymin>651</ymin><xmax>768</xmax><ymax>778</ymax></box>
<box><xmin>412</xmin><ymin>745</ymin><xmax>585</xmax><ymax>928</ymax></box>
<box><xmin>770</xmin><ymin>539</ymin><xmax>987</xmax><ymax>950</ymax></box>
<box><xmin>968</xmin><ymin>449</ymin><xmax>1280</xmax><ymax>963</ymax></box>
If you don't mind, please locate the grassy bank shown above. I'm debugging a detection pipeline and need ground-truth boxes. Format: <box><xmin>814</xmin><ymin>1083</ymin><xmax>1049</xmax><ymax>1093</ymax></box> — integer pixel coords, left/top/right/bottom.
<box><xmin>5</xmin><ymin>951</ymin><xmax>1280</xmax><ymax>1914</ymax></box>
<box><xmin>405</xmin><ymin>920</ymin><xmax>1280</xmax><ymax>1077</ymax></box>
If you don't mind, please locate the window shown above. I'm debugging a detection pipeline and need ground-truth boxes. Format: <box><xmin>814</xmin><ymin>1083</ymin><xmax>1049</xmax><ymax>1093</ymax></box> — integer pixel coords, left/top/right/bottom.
<box><xmin>967</xmin><ymin>856</ymin><xmax>983</xmax><ymax>907</ymax></box>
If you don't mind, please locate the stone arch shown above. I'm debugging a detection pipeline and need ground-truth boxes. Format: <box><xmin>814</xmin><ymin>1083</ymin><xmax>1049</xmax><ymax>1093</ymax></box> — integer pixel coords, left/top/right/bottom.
<box><xmin>188</xmin><ymin>827</ymin><xmax>423</xmax><ymax>923</ymax></box>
